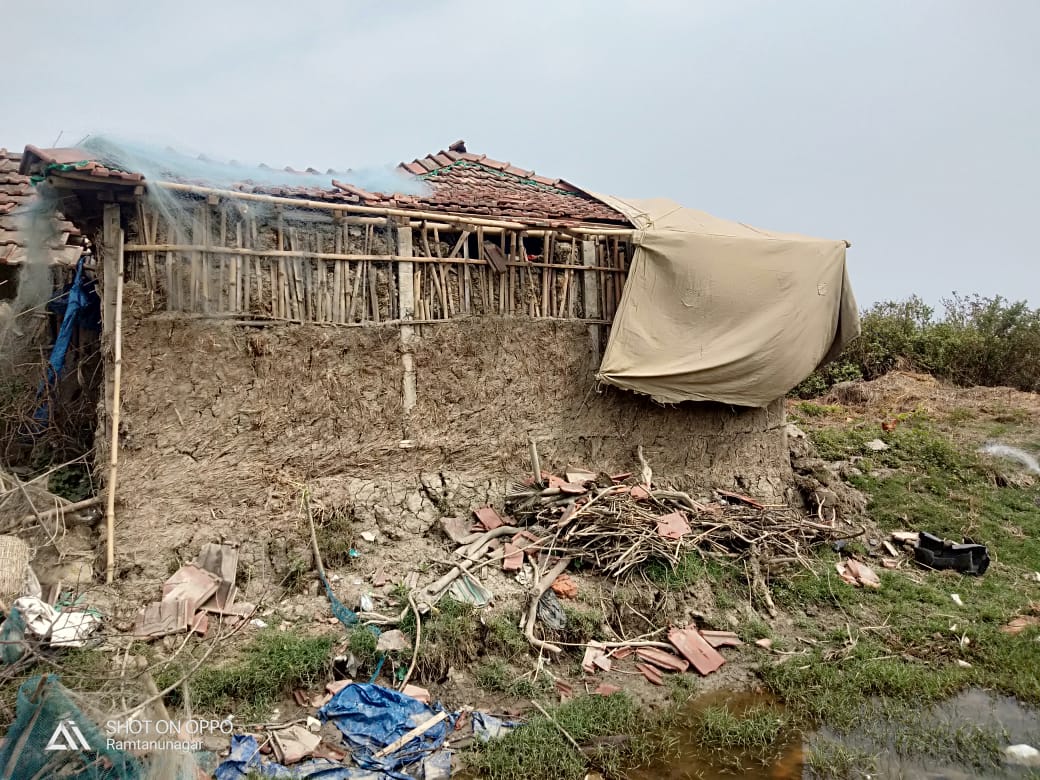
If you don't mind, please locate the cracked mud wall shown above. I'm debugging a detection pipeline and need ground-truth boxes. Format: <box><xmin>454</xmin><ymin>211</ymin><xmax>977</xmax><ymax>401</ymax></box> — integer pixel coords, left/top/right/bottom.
<box><xmin>116</xmin><ymin>299</ymin><xmax>790</xmax><ymax>589</ymax></box>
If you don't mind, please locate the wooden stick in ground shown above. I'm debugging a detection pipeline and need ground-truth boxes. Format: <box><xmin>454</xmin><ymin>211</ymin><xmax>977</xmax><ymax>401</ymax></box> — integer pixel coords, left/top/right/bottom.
<box><xmin>523</xmin><ymin>556</ymin><xmax>572</xmax><ymax>655</ymax></box>
<box><xmin>372</xmin><ymin>711</ymin><xmax>448</xmax><ymax>759</ymax></box>
<box><xmin>105</xmin><ymin>228</ymin><xmax>125</xmax><ymax>585</ymax></box>
<box><xmin>531</xmin><ymin>700</ymin><xmax>583</xmax><ymax>755</ymax></box>
<box><xmin>398</xmin><ymin>593</ymin><xmax>422</xmax><ymax>691</ymax></box>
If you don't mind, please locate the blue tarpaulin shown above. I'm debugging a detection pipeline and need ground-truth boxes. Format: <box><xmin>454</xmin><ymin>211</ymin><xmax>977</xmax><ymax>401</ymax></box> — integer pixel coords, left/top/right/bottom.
<box><xmin>213</xmin><ymin>734</ymin><xmax>374</xmax><ymax>780</ymax></box>
<box><xmin>318</xmin><ymin>684</ymin><xmax>454</xmax><ymax>779</ymax></box>
<box><xmin>27</xmin><ymin>255</ymin><xmax>100</xmax><ymax>433</ymax></box>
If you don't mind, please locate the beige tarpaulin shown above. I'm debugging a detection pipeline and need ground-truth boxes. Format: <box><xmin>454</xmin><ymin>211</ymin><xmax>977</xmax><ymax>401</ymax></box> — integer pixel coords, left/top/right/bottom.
<box><xmin>594</xmin><ymin>196</ymin><xmax>860</xmax><ymax>408</ymax></box>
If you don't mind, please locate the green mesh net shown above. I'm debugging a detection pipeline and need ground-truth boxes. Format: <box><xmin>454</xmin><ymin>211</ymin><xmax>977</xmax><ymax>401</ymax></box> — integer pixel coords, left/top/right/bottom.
<box><xmin>0</xmin><ymin>674</ymin><xmax>142</xmax><ymax>779</ymax></box>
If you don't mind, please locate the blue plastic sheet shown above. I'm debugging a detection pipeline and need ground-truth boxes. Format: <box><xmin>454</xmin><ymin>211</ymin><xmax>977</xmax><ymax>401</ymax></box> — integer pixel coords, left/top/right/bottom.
<box><xmin>320</xmin><ymin>570</ymin><xmax>359</xmax><ymax>629</ymax></box>
<box><xmin>471</xmin><ymin>712</ymin><xmax>519</xmax><ymax>742</ymax></box>
<box><xmin>28</xmin><ymin>255</ymin><xmax>100</xmax><ymax>433</ymax></box>
<box><xmin>319</xmin><ymin>684</ymin><xmax>454</xmax><ymax>779</ymax></box>
<box><xmin>214</xmin><ymin>734</ymin><xmax>376</xmax><ymax>780</ymax></box>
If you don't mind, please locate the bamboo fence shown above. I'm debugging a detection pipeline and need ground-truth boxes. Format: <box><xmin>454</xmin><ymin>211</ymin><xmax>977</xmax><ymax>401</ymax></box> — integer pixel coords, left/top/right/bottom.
<box><xmin>122</xmin><ymin>195</ymin><xmax>632</xmax><ymax>326</ymax></box>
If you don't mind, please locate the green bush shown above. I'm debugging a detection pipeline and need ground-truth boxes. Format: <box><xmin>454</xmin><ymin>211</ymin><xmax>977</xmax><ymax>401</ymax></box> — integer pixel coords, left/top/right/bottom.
<box><xmin>795</xmin><ymin>293</ymin><xmax>1040</xmax><ymax>397</ymax></box>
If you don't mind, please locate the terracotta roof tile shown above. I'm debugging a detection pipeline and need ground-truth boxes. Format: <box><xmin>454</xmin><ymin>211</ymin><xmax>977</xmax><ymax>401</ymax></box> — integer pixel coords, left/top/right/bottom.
<box><xmin>0</xmin><ymin>148</ymin><xmax>83</xmax><ymax>265</ymax></box>
<box><xmin>17</xmin><ymin>141</ymin><xmax>630</xmax><ymax>227</ymax></box>
<box><xmin>19</xmin><ymin>145</ymin><xmax>144</xmax><ymax>183</ymax></box>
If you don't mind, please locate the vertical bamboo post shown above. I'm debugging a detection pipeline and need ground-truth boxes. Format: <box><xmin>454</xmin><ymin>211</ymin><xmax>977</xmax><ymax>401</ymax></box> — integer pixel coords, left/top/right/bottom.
<box><xmin>542</xmin><ymin>232</ymin><xmax>552</xmax><ymax>317</ymax></box>
<box><xmin>333</xmin><ymin>219</ymin><xmax>344</xmax><ymax>323</ymax></box>
<box><xmin>396</xmin><ymin>218</ymin><xmax>417</xmax><ymax>426</ymax></box>
<box><xmin>582</xmin><ymin>239</ymin><xmax>602</xmax><ymax>366</ymax></box>
<box><xmin>218</xmin><ymin>205</ymin><xmax>227</xmax><ymax>312</ymax></box>
<box><xmin>104</xmin><ymin>225</ymin><xmax>125</xmax><ymax>584</ymax></box>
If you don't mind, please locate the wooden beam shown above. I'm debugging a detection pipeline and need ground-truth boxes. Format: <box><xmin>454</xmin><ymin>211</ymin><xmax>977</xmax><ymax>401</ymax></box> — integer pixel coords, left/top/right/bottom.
<box><xmin>582</xmin><ymin>239</ymin><xmax>602</xmax><ymax>366</ymax></box>
<box><xmin>396</xmin><ymin>222</ymin><xmax>417</xmax><ymax>428</ymax></box>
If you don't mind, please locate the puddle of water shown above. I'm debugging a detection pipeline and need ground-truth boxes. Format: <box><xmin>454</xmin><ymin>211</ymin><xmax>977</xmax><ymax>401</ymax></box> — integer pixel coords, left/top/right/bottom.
<box><xmin>626</xmin><ymin>689</ymin><xmax>803</xmax><ymax>780</ymax></box>
<box><xmin>625</xmin><ymin>688</ymin><xmax>1040</xmax><ymax>780</ymax></box>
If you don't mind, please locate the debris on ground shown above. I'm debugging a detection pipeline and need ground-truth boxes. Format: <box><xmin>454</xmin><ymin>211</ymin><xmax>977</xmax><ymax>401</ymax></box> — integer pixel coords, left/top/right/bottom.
<box><xmin>837</xmin><ymin>559</ymin><xmax>882</xmax><ymax>589</ymax></box>
<box><xmin>214</xmin><ymin>682</ymin><xmax>518</xmax><ymax>779</ymax></box>
<box><xmin>1001</xmin><ymin>605</ymin><xmax>1040</xmax><ymax>635</ymax></box>
<box><xmin>914</xmin><ymin>532</ymin><xmax>990</xmax><ymax>575</ymax></box>
<box><xmin>135</xmin><ymin>542</ymin><xmax>254</xmax><ymax>639</ymax></box>
<box><xmin>668</xmin><ymin>626</ymin><xmax>727</xmax><ymax>675</ymax></box>
<box><xmin>11</xmin><ymin>596</ymin><xmax>100</xmax><ymax>648</ymax></box>
<box><xmin>700</xmin><ymin>630</ymin><xmax>743</xmax><ymax>648</ymax></box>
<box><xmin>0</xmin><ymin>675</ymin><xmax>142</xmax><ymax>778</ymax></box>
<box><xmin>865</xmin><ymin>438</ymin><xmax>889</xmax><ymax>451</ymax></box>
<box><xmin>375</xmin><ymin>629</ymin><xmax>411</xmax><ymax>653</ymax></box>
<box><xmin>1005</xmin><ymin>744</ymin><xmax>1040</xmax><ymax>767</ymax></box>
<box><xmin>549</xmin><ymin>573</ymin><xmax>578</xmax><ymax>599</ymax></box>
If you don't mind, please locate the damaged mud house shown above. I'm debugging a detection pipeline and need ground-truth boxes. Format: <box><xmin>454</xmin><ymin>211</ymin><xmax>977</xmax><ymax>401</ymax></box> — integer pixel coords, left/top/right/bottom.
<box><xmin>0</xmin><ymin>138</ymin><xmax>860</xmax><ymax>774</ymax></box>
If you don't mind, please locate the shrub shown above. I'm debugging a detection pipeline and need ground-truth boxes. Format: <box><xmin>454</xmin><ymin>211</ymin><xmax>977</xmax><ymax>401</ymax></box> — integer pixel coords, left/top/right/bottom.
<box><xmin>795</xmin><ymin>293</ymin><xmax>1040</xmax><ymax>397</ymax></box>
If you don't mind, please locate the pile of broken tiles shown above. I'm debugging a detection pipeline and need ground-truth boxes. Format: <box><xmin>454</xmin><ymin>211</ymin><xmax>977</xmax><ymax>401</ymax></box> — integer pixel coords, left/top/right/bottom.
<box><xmin>581</xmin><ymin>625</ymin><xmax>743</xmax><ymax>685</ymax></box>
<box><xmin>134</xmin><ymin>543</ymin><xmax>254</xmax><ymax>639</ymax></box>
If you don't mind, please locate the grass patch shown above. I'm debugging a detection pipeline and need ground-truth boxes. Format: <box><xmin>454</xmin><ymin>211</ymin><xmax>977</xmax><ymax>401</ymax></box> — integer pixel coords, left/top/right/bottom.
<box><xmin>483</xmin><ymin>612</ymin><xmax>528</xmax><ymax>659</ymax></box>
<box><xmin>474</xmin><ymin>660</ymin><xmax>548</xmax><ymax>698</ymax></box>
<box><xmin>347</xmin><ymin>625</ymin><xmax>380</xmax><ymax>670</ymax></box>
<box><xmin>312</xmin><ymin>506</ymin><xmax>356</xmax><ymax>569</ymax></box>
<box><xmin>158</xmin><ymin>630</ymin><xmax>334</xmax><ymax>720</ymax></box>
<box><xmin>804</xmin><ymin>737</ymin><xmax>879</xmax><ymax>779</ymax></box>
<box><xmin>400</xmin><ymin>598</ymin><xmax>481</xmax><ymax>681</ymax></box>
<box><xmin>796</xmin><ymin>402</ymin><xmax>845</xmax><ymax>418</ymax></box>
<box><xmin>692</xmin><ymin>704</ymin><xmax>787</xmax><ymax>750</ymax></box>
<box><xmin>464</xmin><ymin>693</ymin><xmax>659</xmax><ymax>780</ymax></box>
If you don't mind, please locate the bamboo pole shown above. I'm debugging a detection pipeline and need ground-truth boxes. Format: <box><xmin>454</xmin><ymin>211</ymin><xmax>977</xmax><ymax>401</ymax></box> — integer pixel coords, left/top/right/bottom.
<box><xmin>333</xmin><ymin>222</ymin><xmax>343</xmax><ymax>323</ymax></box>
<box><xmin>105</xmin><ymin>228</ymin><xmax>125</xmax><ymax>585</ymax></box>
<box><xmin>154</xmin><ymin>181</ymin><xmax>634</xmax><ymax>236</ymax></box>
<box><xmin>541</xmin><ymin>232</ymin><xmax>552</xmax><ymax>316</ymax></box>
<box><xmin>121</xmin><ymin>244</ymin><xmax>625</xmax><ymax>271</ymax></box>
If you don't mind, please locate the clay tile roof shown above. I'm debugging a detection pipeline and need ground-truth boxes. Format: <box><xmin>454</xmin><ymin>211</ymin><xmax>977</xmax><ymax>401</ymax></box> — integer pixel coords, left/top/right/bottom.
<box><xmin>18</xmin><ymin>139</ymin><xmax>630</xmax><ymax>228</ymax></box>
<box><xmin>336</xmin><ymin>142</ymin><xmax>630</xmax><ymax>227</ymax></box>
<box><xmin>19</xmin><ymin>145</ymin><xmax>144</xmax><ymax>184</ymax></box>
<box><xmin>0</xmin><ymin>148</ymin><xmax>83</xmax><ymax>266</ymax></box>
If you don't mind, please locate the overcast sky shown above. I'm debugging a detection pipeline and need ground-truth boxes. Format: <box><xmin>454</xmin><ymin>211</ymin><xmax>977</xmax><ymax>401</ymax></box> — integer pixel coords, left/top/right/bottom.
<box><xmin>2</xmin><ymin>0</ymin><xmax>1037</xmax><ymax>308</ymax></box>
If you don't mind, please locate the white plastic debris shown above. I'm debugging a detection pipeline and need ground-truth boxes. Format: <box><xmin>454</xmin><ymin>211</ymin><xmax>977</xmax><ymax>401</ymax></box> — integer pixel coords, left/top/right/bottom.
<box><xmin>955</xmin><ymin>659</ymin><xmax>972</xmax><ymax>668</ymax></box>
<box><xmin>865</xmin><ymin>439</ymin><xmax>889</xmax><ymax>452</ymax></box>
<box><xmin>360</xmin><ymin>593</ymin><xmax>375</xmax><ymax>612</ymax></box>
<box><xmin>360</xmin><ymin>531</ymin><xmax>377</xmax><ymax>542</ymax></box>
<box><xmin>12</xmin><ymin>598</ymin><xmax>57</xmax><ymax>638</ymax></box>
<box><xmin>1005</xmin><ymin>744</ymin><xmax>1040</xmax><ymax>766</ymax></box>
<box><xmin>11</xmin><ymin>597</ymin><xmax>100</xmax><ymax>648</ymax></box>
<box><xmin>306</xmin><ymin>716</ymin><xmax>322</xmax><ymax>733</ymax></box>
<box><xmin>250</xmin><ymin>618</ymin><xmax>268</xmax><ymax>629</ymax></box>
<box><xmin>50</xmin><ymin>611</ymin><xmax>101</xmax><ymax>648</ymax></box>
<box><xmin>951</xmin><ymin>593</ymin><xmax>964</xmax><ymax>607</ymax></box>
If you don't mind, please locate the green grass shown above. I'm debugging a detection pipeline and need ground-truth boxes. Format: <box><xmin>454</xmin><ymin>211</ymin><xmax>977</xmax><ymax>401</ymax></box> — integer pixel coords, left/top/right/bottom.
<box><xmin>761</xmin><ymin>406</ymin><xmax>1040</xmax><ymax>775</ymax></box>
<box><xmin>400</xmin><ymin>598</ymin><xmax>482</xmax><ymax>681</ymax></box>
<box><xmin>692</xmin><ymin>704</ymin><xmax>787</xmax><ymax>750</ymax></box>
<box><xmin>804</xmin><ymin>737</ymin><xmax>879</xmax><ymax>779</ymax></box>
<box><xmin>348</xmin><ymin>625</ymin><xmax>380</xmax><ymax>670</ymax></box>
<box><xmin>157</xmin><ymin>629</ymin><xmax>334</xmax><ymax>721</ymax></box>
<box><xmin>474</xmin><ymin>660</ymin><xmax>548</xmax><ymax>698</ymax></box>
<box><xmin>483</xmin><ymin>612</ymin><xmax>529</xmax><ymax>659</ymax></box>
<box><xmin>464</xmin><ymin>693</ymin><xmax>659</xmax><ymax>780</ymax></box>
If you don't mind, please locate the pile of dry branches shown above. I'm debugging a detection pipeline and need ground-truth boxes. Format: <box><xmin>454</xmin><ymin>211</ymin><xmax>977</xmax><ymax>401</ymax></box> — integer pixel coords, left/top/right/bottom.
<box><xmin>507</xmin><ymin>480</ymin><xmax>863</xmax><ymax>579</ymax></box>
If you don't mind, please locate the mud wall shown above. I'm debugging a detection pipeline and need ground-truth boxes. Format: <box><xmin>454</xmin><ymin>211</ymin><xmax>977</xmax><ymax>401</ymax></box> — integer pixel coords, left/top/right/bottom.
<box><xmin>115</xmin><ymin>308</ymin><xmax>790</xmax><ymax>587</ymax></box>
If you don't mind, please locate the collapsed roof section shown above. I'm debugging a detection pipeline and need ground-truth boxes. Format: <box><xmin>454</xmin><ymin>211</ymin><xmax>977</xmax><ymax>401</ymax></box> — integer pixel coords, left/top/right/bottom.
<box><xmin>0</xmin><ymin>148</ymin><xmax>83</xmax><ymax>266</ymax></box>
<box><xmin>18</xmin><ymin>140</ymin><xmax>631</xmax><ymax>229</ymax></box>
